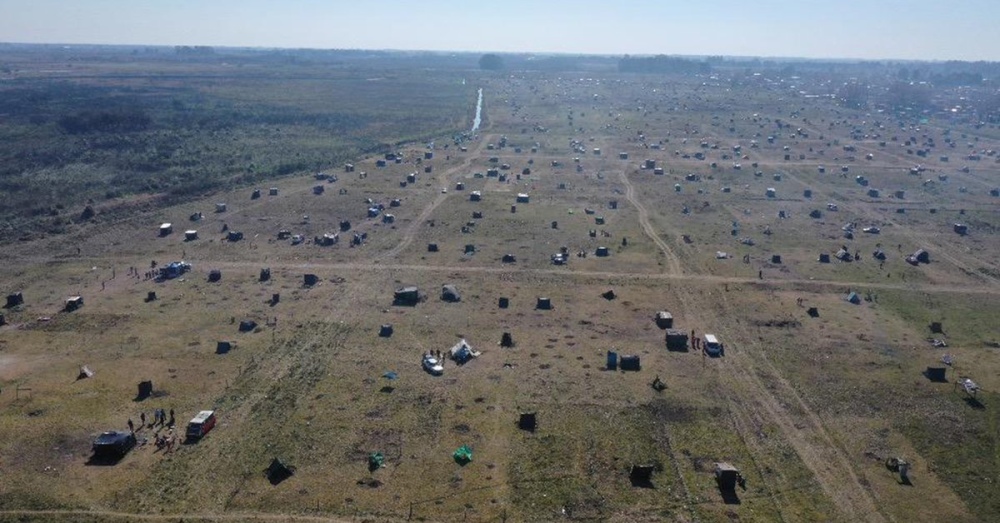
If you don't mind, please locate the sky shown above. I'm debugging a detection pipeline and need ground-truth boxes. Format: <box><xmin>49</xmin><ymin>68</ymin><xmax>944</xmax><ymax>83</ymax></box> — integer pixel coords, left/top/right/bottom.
<box><xmin>1</xmin><ymin>0</ymin><xmax>998</xmax><ymax>62</ymax></box>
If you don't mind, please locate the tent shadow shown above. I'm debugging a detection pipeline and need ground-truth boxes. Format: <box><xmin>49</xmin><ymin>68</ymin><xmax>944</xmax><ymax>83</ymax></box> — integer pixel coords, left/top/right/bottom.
<box><xmin>719</xmin><ymin>489</ymin><xmax>741</xmax><ymax>505</ymax></box>
<box><xmin>964</xmin><ymin>397</ymin><xmax>985</xmax><ymax>410</ymax></box>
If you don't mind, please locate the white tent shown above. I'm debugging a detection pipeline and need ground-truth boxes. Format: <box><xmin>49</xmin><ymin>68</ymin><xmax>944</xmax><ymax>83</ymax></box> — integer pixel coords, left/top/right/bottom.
<box><xmin>449</xmin><ymin>339</ymin><xmax>480</xmax><ymax>363</ymax></box>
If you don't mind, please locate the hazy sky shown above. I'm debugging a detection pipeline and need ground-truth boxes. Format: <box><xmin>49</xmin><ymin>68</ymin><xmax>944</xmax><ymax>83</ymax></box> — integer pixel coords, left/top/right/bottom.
<box><xmin>2</xmin><ymin>0</ymin><xmax>998</xmax><ymax>61</ymax></box>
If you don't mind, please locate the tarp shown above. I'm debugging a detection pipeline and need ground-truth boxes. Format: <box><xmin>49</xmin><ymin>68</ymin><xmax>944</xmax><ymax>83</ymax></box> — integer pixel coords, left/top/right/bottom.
<box><xmin>450</xmin><ymin>339</ymin><xmax>480</xmax><ymax>363</ymax></box>
<box><xmin>368</xmin><ymin>452</ymin><xmax>385</xmax><ymax>471</ymax></box>
<box><xmin>453</xmin><ymin>445</ymin><xmax>473</xmax><ymax>465</ymax></box>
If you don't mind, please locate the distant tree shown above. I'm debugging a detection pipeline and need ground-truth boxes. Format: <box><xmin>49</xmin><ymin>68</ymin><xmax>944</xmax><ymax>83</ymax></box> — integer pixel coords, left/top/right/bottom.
<box><xmin>479</xmin><ymin>54</ymin><xmax>504</xmax><ymax>71</ymax></box>
<box><xmin>885</xmin><ymin>81</ymin><xmax>932</xmax><ymax>112</ymax></box>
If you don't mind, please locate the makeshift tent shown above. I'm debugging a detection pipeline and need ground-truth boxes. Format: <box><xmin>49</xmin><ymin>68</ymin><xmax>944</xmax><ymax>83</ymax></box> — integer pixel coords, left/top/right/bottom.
<box><xmin>303</xmin><ymin>274</ymin><xmax>319</xmax><ymax>286</ymax></box>
<box><xmin>453</xmin><ymin>445</ymin><xmax>473</xmax><ymax>465</ymax></box>
<box><xmin>265</xmin><ymin>458</ymin><xmax>294</xmax><ymax>485</ymax></box>
<box><xmin>77</xmin><ymin>365</ymin><xmax>94</xmax><ymax>380</ymax></box>
<box><xmin>601</xmin><ymin>290</ymin><xmax>617</xmax><ymax>300</ymax></box>
<box><xmin>239</xmin><ymin>320</ymin><xmax>258</xmax><ymax>332</ymax></box>
<box><xmin>379</xmin><ymin>324</ymin><xmax>394</xmax><ymax>337</ymax></box>
<box><xmin>270</xmin><ymin>293</ymin><xmax>280</xmax><ymax>305</ymax></box>
<box><xmin>620</xmin><ymin>355</ymin><xmax>641</xmax><ymax>371</ymax></box>
<box><xmin>845</xmin><ymin>292</ymin><xmax>861</xmax><ymax>304</ymax></box>
<box><xmin>216</xmin><ymin>341</ymin><xmax>233</xmax><ymax>354</ymax></box>
<box><xmin>606</xmin><ymin>350</ymin><xmax>618</xmax><ymax>370</ymax></box>
<box><xmin>665</xmin><ymin>329</ymin><xmax>689</xmax><ymax>351</ymax></box>
<box><xmin>259</xmin><ymin>268</ymin><xmax>271</xmax><ymax>282</ymax></box>
<box><xmin>500</xmin><ymin>332</ymin><xmax>514</xmax><ymax>348</ymax></box>
<box><xmin>807</xmin><ymin>307</ymin><xmax>819</xmax><ymax>318</ymax></box>
<box><xmin>518</xmin><ymin>412</ymin><xmax>537</xmax><ymax>432</ymax></box>
<box><xmin>208</xmin><ymin>270</ymin><xmax>222</xmax><ymax>282</ymax></box>
<box><xmin>146</xmin><ymin>291</ymin><xmax>157</xmax><ymax>302</ymax></box>
<box><xmin>368</xmin><ymin>452</ymin><xmax>386</xmax><ymax>472</ymax></box>
<box><xmin>441</xmin><ymin>284</ymin><xmax>461</xmax><ymax>302</ymax></box>
<box><xmin>65</xmin><ymin>296</ymin><xmax>84</xmax><ymax>312</ymax></box>
<box><xmin>136</xmin><ymin>380</ymin><xmax>153</xmax><ymax>400</ymax></box>
<box><xmin>630</xmin><ymin>464</ymin><xmax>655</xmax><ymax>488</ymax></box>
<box><xmin>925</xmin><ymin>367</ymin><xmax>947</xmax><ymax>382</ymax></box>
<box><xmin>5</xmin><ymin>292</ymin><xmax>24</xmax><ymax>308</ymax></box>
<box><xmin>450</xmin><ymin>339</ymin><xmax>478</xmax><ymax>364</ymax></box>
<box><xmin>394</xmin><ymin>286</ymin><xmax>419</xmax><ymax>306</ymax></box>
<box><xmin>715</xmin><ymin>462</ymin><xmax>740</xmax><ymax>491</ymax></box>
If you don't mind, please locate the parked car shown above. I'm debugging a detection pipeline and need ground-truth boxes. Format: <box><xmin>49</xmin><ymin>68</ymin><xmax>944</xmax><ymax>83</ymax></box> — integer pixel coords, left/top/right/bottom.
<box><xmin>92</xmin><ymin>431</ymin><xmax>137</xmax><ymax>458</ymax></box>
<box><xmin>422</xmin><ymin>354</ymin><xmax>444</xmax><ymax>375</ymax></box>
<box><xmin>704</xmin><ymin>334</ymin><xmax>723</xmax><ymax>357</ymax></box>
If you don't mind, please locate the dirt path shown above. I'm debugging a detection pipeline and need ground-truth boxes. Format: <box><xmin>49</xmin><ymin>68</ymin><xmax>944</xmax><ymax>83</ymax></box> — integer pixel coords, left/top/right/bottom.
<box><xmin>376</xmin><ymin>132</ymin><xmax>495</xmax><ymax>262</ymax></box>
<box><xmin>715</xmin><ymin>291</ymin><xmax>888</xmax><ymax>523</ymax></box>
<box><xmin>617</xmin><ymin>168</ymin><xmax>683</xmax><ymax>275</ymax></box>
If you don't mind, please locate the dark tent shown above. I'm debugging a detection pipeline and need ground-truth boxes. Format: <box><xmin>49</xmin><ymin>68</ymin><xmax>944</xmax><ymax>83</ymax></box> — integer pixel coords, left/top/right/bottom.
<box><xmin>500</xmin><ymin>332</ymin><xmax>514</xmax><ymax>348</ymax></box>
<box><xmin>620</xmin><ymin>355</ymin><xmax>641</xmax><ymax>371</ymax></box>
<box><xmin>601</xmin><ymin>290</ymin><xmax>617</xmax><ymax>300</ymax></box>
<box><xmin>208</xmin><ymin>269</ymin><xmax>222</xmax><ymax>282</ymax></box>
<box><xmin>265</xmin><ymin>458</ymin><xmax>294</xmax><ymax>485</ymax></box>
<box><xmin>5</xmin><ymin>292</ymin><xmax>24</xmax><ymax>309</ymax></box>
<box><xmin>498</xmin><ymin>297</ymin><xmax>510</xmax><ymax>309</ymax></box>
<box><xmin>136</xmin><ymin>380</ymin><xmax>153</xmax><ymax>401</ymax></box>
<box><xmin>379</xmin><ymin>324</ymin><xmax>394</xmax><ymax>337</ymax></box>
<box><xmin>665</xmin><ymin>329</ymin><xmax>689</xmax><ymax>351</ymax></box>
<box><xmin>807</xmin><ymin>307</ymin><xmax>819</xmax><ymax>318</ymax></box>
<box><xmin>427</xmin><ymin>243</ymin><xmax>439</xmax><ymax>252</ymax></box>
<box><xmin>259</xmin><ymin>268</ymin><xmax>271</xmax><ymax>282</ymax></box>
<box><xmin>818</xmin><ymin>253</ymin><xmax>831</xmax><ymax>263</ymax></box>
<box><xmin>536</xmin><ymin>297</ymin><xmax>552</xmax><ymax>310</ymax></box>
<box><xmin>715</xmin><ymin>462</ymin><xmax>741</xmax><ymax>491</ymax></box>
<box><xmin>441</xmin><ymin>284</ymin><xmax>461</xmax><ymax>302</ymax></box>
<box><xmin>303</xmin><ymin>274</ymin><xmax>319</xmax><ymax>286</ymax></box>
<box><xmin>517</xmin><ymin>412</ymin><xmax>537</xmax><ymax>432</ymax></box>
<box><xmin>630</xmin><ymin>464</ymin><xmax>655</xmax><ymax>488</ymax></box>
<box><xmin>654</xmin><ymin>311</ymin><xmax>673</xmax><ymax>329</ymax></box>
<box><xmin>771</xmin><ymin>254</ymin><xmax>782</xmax><ymax>264</ymax></box>
<box><xmin>606</xmin><ymin>350</ymin><xmax>618</xmax><ymax>370</ymax></box>
<box><xmin>216</xmin><ymin>341</ymin><xmax>233</xmax><ymax>354</ymax></box>
<box><xmin>925</xmin><ymin>367</ymin><xmax>947</xmax><ymax>382</ymax></box>
<box><xmin>239</xmin><ymin>320</ymin><xmax>258</xmax><ymax>332</ymax></box>
<box><xmin>145</xmin><ymin>291</ymin><xmax>157</xmax><ymax>302</ymax></box>
<box><xmin>394</xmin><ymin>286</ymin><xmax>420</xmax><ymax>306</ymax></box>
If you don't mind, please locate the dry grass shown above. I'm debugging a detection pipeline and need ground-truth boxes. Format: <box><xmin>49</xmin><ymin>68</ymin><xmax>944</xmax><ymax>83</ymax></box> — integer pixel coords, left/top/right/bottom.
<box><xmin>0</xmin><ymin>68</ymin><xmax>998</xmax><ymax>523</ymax></box>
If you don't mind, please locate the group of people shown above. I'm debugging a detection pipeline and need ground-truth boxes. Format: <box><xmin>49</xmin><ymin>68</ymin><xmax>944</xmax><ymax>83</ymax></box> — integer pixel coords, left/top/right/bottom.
<box><xmin>127</xmin><ymin>408</ymin><xmax>175</xmax><ymax>433</ymax></box>
<box><xmin>126</xmin><ymin>407</ymin><xmax>179</xmax><ymax>454</ymax></box>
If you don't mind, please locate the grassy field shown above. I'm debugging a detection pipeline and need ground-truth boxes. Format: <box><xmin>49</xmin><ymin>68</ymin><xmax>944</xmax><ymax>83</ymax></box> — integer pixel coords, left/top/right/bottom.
<box><xmin>0</xmin><ymin>51</ymin><xmax>999</xmax><ymax>522</ymax></box>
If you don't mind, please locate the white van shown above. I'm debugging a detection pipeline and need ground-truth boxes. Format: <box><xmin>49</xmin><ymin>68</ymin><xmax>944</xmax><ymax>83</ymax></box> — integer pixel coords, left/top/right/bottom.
<box><xmin>704</xmin><ymin>334</ymin><xmax>722</xmax><ymax>356</ymax></box>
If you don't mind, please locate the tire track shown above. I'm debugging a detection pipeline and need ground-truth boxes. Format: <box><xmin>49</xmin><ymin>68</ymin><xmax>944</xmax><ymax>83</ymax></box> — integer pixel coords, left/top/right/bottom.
<box><xmin>617</xmin><ymin>168</ymin><xmax>683</xmax><ymax>275</ymax></box>
<box><xmin>377</xmin><ymin>132</ymin><xmax>494</xmax><ymax>262</ymax></box>
<box><xmin>716</xmin><ymin>291</ymin><xmax>888</xmax><ymax>523</ymax></box>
